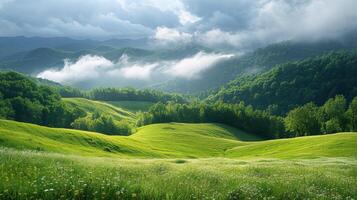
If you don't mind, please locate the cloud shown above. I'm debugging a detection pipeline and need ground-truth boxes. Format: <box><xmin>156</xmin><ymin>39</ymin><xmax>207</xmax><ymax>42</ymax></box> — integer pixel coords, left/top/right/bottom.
<box><xmin>178</xmin><ymin>10</ymin><xmax>201</xmax><ymax>25</ymax></box>
<box><xmin>164</xmin><ymin>52</ymin><xmax>233</xmax><ymax>79</ymax></box>
<box><xmin>190</xmin><ymin>0</ymin><xmax>357</xmax><ymax>49</ymax></box>
<box><xmin>108</xmin><ymin>55</ymin><xmax>158</xmax><ymax>80</ymax></box>
<box><xmin>37</xmin><ymin>55</ymin><xmax>114</xmax><ymax>84</ymax></box>
<box><xmin>154</xmin><ymin>26</ymin><xmax>192</xmax><ymax>45</ymax></box>
<box><xmin>37</xmin><ymin>52</ymin><xmax>234</xmax><ymax>87</ymax></box>
<box><xmin>1</xmin><ymin>0</ymin><xmax>356</xmax><ymax>49</ymax></box>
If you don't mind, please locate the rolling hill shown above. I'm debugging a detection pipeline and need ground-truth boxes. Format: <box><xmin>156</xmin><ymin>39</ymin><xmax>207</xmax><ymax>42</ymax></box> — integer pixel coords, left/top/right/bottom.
<box><xmin>0</xmin><ymin>119</ymin><xmax>355</xmax><ymax>159</ymax></box>
<box><xmin>63</xmin><ymin>98</ymin><xmax>136</xmax><ymax>122</ymax></box>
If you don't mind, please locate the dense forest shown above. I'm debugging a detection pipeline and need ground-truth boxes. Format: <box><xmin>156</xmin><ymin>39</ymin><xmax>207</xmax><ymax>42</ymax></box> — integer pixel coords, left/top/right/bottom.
<box><xmin>87</xmin><ymin>88</ymin><xmax>186</xmax><ymax>103</ymax></box>
<box><xmin>0</xmin><ymin>72</ymin><xmax>132</xmax><ymax>135</ymax></box>
<box><xmin>52</xmin><ymin>85</ymin><xmax>187</xmax><ymax>103</ymax></box>
<box><xmin>208</xmin><ymin>51</ymin><xmax>357</xmax><ymax>114</ymax></box>
<box><xmin>0</xmin><ymin>72</ymin><xmax>84</xmax><ymax>127</ymax></box>
<box><xmin>138</xmin><ymin>95</ymin><xmax>357</xmax><ymax>139</ymax></box>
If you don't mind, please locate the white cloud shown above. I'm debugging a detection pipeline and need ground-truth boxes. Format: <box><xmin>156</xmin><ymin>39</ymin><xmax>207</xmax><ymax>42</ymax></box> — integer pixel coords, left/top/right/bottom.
<box><xmin>37</xmin><ymin>55</ymin><xmax>113</xmax><ymax>84</ymax></box>
<box><xmin>108</xmin><ymin>55</ymin><xmax>158</xmax><ymax>80</ymax></box>
<box><xmin>37</xmin><ymin>54</ymin><xmax>160</xmax><ymax>84</ymax></box>
<box><xmin>164</xmin><ymin>51</ymin><xmax>233</xmax><ymax>79</ymax></box>
<box><xmin>37</xmin><ymin>51</ymin><xmax>235</xmax><ymax>86</ymax></box>
<box><xmin>178</xmin><ymin>10</ymin><xmax>201</xmax><ymax>25</ymax></box>
<box><xmin>154</xmin><ymin>26</ymin><xmax>192</xmax><ymax>44</ymax></box>
<box><xmin>1</xmin><ymin>0</ymin><xmax>356</xmax><ymax>49</ymax></box>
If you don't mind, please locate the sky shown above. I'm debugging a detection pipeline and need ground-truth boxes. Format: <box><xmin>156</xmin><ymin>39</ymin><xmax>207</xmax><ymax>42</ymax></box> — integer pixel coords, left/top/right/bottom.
<box><xmin>1</xmin><ymin>0</ymin><xmax>356</xmax><ymax>87</ymax></box>
<box><xmin>1</xmin><ymin>0</ymin><xmax>357</xmax><ymax>50</ymax></box>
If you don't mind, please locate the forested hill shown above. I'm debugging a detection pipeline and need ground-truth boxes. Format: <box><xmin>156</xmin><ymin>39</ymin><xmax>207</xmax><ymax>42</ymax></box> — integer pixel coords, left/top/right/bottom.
<box><xmin>207</xmin><ymin>51</ymin><xmax>357</xmax><ymax>114</ymax></box>
<box><xmin>158</xmin><ymin>40</ymin><xmax>357</xmax><ymax>93</ymax></box>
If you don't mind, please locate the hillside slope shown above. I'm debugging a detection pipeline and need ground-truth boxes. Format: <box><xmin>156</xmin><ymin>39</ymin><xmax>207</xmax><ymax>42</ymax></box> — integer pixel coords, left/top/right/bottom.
<box><xmin>0</xmin><ymin>120</ymin><xmax>249</xmax><ymax>158</ymax></box>
<box><xmin>63</xmin><ymin>98</ymin><xmax>136</xmax><ymax>122</ymax></box>
<box><xmin>0</xmin><ymin>119</ymin><xmax>356</xmax><ymax>159</ymax></box>
<box><xmin>208</xmin><ymin>51</ymin><xmax>357</xmax><ymax>114</ymax></box>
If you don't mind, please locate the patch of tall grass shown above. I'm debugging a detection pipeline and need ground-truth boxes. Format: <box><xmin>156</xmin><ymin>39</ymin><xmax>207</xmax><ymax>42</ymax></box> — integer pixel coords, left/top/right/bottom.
<box><xmin>1</xmin><ymin>148</ymin><xmax>356</xmax><ymax>200</ymax></box>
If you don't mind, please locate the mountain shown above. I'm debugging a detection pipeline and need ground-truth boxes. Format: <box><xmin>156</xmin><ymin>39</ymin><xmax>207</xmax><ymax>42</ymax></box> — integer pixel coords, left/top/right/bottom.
<box><xmin>158</xmin><ymin>39</ymin><xmax>357</xmax><ymax>93</ymax></box>
<box><xmin>0</xmin><ymin>36</ymin><xmax>96</xmax><ymax>58</ymax></box>
<box><xmin>0</xmin><ymin>36</ymin><xmax>152</xmax><ymax>58</ymax></box>
<box><xmin>207</xmin><ymin>51</ymin><xmax>357</xmax><ymax>114</ymax></box>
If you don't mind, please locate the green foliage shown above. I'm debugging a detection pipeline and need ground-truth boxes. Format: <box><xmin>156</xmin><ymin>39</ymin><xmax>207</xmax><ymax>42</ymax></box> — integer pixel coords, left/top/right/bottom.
<box><xmin>71</xmin><ymin>113</ymin><xmax>132</xmax><ymax>136</ymax></box>
<box><xmin>137</xmin><ymin>102</ymin><xmax>285</xmax><ymax>139</ymax></box>
<box><xmin>284</xmin><ymin>95</ymin><xmax>357</xmax><ymax>136</ymax></box>
<box><xmin>209</xmin><ymin>51</ymin><xmax>357</xmax><ymax>114</ymax></box>
<box><xmin>88</xmin><ymin>87</ymin><xmax>186</xmax><ymax>103</ymax></box>
<box><xmin>320</xmin><ymin>95</ymin><xmax>348</xmax><ymax>133</ymax></box>
<box><xmin>284</xmin><ymin>103</ymin><xmax>321</xmax><ymax>137</ymax></box>
<box><xmin>347</xmin><ymin>97</ymin><xmax>357</xmax><ymax>131</ymax></box>
<box><xmin>0</xmin><ymin>72</ymin><xmax>84</xmax><ymax>127</ymax></box>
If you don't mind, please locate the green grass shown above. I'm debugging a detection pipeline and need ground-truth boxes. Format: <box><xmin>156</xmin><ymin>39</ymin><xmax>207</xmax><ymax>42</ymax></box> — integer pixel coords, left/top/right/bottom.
<box><xmin>226</xmin><ymin>133</ymin><xmax>357</xmax><ymax>159</ymax></box>
<box><xmin>105</xmin><ymin>101</ymin><xmax>154</xmax><ymax>113</ymax></box>
<box><xmin>0</xmin><ymin>119</ymin><xmax>356</xmax><ymax>159</ymax></box>
<box><xmin>1</xmin><ymin>119</ymin><xmax>357</xmax><ymax>199</ymax></box>
<box><xmin>0</xmin><ymin>148</ymin><xmax>356</xmax><ymax>200</ymax></box>
<box><xmin>63</xmin><ymin>98</ymin><xmax>136</xmax><ymax>122</ymax></box>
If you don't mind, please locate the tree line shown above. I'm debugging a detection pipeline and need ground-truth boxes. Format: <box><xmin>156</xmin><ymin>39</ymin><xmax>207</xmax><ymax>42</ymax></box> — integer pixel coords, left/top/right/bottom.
<box><xmin>285</xmin><ymin>95</ymin><xmax>357</xmax><ymax>137</ymax></box>
<box><xmin>137</xmin><ymin>95</ymin><xmax>357</xmax><ymax>139</ymax></box>
<box><xmin>137</xmin><ymin>101</ymin><xmax>285</xmax><ymax>139</ymax></box>
<box><xmin>55</xmin><ymin>86</ymin><xmax>186</xmax><ymax>103</ymax></box>
<box><xmin>0</xmin><ymin>72</ymin><xmax>132</xmax><ymax>135</ymax></box>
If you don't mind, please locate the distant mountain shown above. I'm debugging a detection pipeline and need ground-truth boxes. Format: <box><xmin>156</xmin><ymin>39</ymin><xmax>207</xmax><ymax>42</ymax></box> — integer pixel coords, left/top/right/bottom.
<box><xmin>157</xmin><ymin>39</ymin><xmax>357</xmax><ymax>93</ymax></box>
<box><xmin>207</xmin><ymin>51</ymin><xmax>357</xmax><ymax>114</ymax></box>
<box><xmin>0</xmin><ymin>48</ymin><xmax>75</xmax><ymax>74</ymax></box>
<box><xmin>0</xmin><ymin>36</ymin><xmax>151</xmax><ymax>59</ymax></box>
<box><xmin>0</xmin><ymin>41</ymin><xmax>208</xmax><ymax>75</ymax></box>
<box><xmin>0</xmin><ymin>36</ymin><xmax>95</xmax><ymax>58</ymax></box>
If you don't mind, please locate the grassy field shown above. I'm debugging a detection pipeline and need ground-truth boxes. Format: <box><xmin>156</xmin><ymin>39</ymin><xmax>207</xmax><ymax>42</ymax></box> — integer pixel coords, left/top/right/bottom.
<box><xmin>1</xmin><ymin>119</ymin><xmax>357</xmax><ymax>199</ymax></box>
<box><xmin>63</xmin><ymin>98</ymin><xmax>136</xmax><ymax>122</ymax></box>
<box><xmin>0</xmin><ymin>119</ymin><xmax>356</xmax><ymax>159</ymax></box>
<box><xmin>0</xmin><ymin>148</ymin><xmax>356</xmax><ymax>200</ymax></box>
<box><xmin>105</xmin><ymin>101</ymin><xmax>154</xmax><ymax>113</ymax></box>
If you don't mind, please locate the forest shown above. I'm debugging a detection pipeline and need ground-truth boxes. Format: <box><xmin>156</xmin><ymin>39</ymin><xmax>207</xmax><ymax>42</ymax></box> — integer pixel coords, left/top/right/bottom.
<box><xmin>137</xmin><ymin>95</ymin><xmax>357</xmax><ymax>139</ymax></box>
<box><xmin>208</xmin><ymin>51</ymin><xmax>357</xmax><ymax>114</ymax></box>
<box><xmin>1</xmin><ymin>64</ymin><xmax>356</xmax><ymax>139</ymax></box>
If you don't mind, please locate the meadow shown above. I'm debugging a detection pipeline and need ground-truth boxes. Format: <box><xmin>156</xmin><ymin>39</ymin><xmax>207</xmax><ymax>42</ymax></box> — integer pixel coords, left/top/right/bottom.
<box><xmin>0</xmin><ymin>118</ymin><xmax>357</xmax><ymax>199</ymax></box>
<box><xmin>0</xmin><ymin>148</ymin><xmax>356</xmax><ymax>200</ymax></box>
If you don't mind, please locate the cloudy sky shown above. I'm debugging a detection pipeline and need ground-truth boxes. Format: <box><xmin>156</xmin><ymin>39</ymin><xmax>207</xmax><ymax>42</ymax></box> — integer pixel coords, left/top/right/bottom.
<box><xmin>1</xmin><ymin>0</ymin><xmax>357</xmax><ymax>50</ymax></box>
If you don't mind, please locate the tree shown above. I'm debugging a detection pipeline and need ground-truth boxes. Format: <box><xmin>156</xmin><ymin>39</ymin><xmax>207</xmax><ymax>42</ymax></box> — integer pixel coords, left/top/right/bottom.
<box><xmin>346</xmin><ymin>97</ymin><xmax>357</xmax><ymax>131</ymax></box>
<box><xmin>284</xmin><ymin>103</ymin><xmax>321</xmax><ymax>137</ymax></box>
<box><xmin>320</xmin><ymin>95</ymin><xmax>347</xmax><ymax>133</ymax></box>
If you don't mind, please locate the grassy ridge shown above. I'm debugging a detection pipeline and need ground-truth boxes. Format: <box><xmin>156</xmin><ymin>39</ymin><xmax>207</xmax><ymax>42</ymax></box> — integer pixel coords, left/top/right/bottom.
<box><xmin>105</xmin><ymin>101</ymin><xmax>154</xmax><ymax>113</ymax></box>
<box><xmin>226</xmin><ymin>133</ymin><xmax>357</xmax><ymax>159</ymax></box>
<box><xmin>0</xmin><ymin>119</ymin><xmax>356</xmax><ymax>159</ymax></box>
<box><xmin>0</xmin><ymin>120</ymin><xmax>250</xmax><ymax>158</ymax></box>
<box><xmin>1</xmin><ymin>148</ymin><xmax>356</xmax><ymax>200</ymax></box>
<box><xmin>63</xmin><ymin>98</ymin><xmax>136</xmax><ymax>122</ymax></box>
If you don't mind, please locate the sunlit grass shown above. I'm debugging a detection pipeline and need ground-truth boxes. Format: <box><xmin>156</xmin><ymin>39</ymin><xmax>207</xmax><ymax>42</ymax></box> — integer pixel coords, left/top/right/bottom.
<box><xmin>0</xmin><ymin>148</ymin><xmax>356</xmax><ymax>200</ymax></box>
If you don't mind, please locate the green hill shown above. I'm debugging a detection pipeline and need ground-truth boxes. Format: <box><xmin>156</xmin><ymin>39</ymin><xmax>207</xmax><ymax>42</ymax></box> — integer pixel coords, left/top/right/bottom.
<box><xmin>208</xmin><ymin>51</ymin><xmax>357</xmax><ymax>114</ymax></box>
<box><xmin>105</xmin><ymin>101</ymin><xmax>154</xmax><ymax>112</ymax></box>
<box><xmin>0</xmin><ymin>119</ymin><xmax>355</xmax><ymax>159</ymax></box>
<box><xmin>63</xmin><ymin>98</ymin><xmax>136</xmax><ymax>122</ymax></box>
